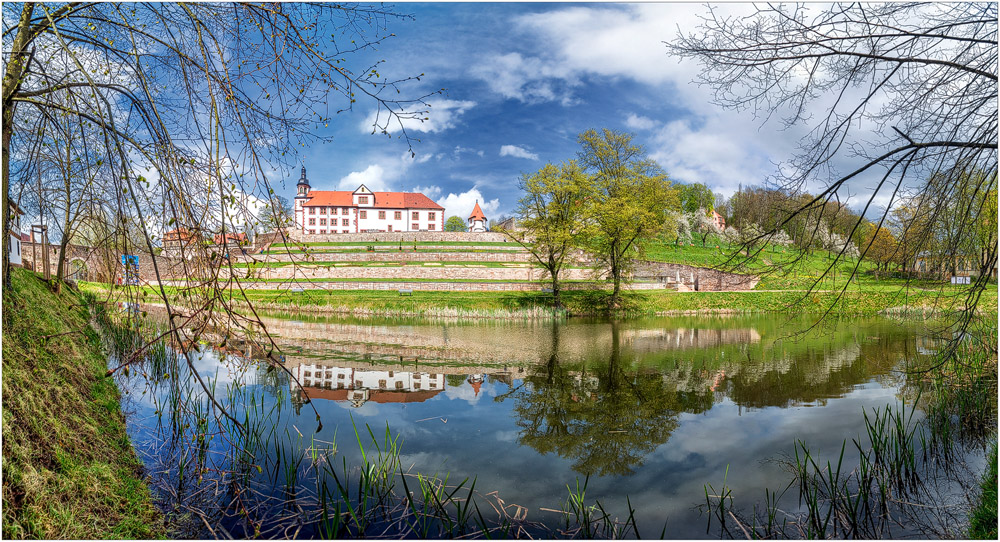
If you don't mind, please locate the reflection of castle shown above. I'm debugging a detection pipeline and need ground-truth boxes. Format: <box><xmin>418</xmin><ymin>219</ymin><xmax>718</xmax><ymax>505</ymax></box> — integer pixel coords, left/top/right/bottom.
<box><xmin>290</xmin><ymin>363</ymin><xmax>446</xmax><ymax>407</ymax></box>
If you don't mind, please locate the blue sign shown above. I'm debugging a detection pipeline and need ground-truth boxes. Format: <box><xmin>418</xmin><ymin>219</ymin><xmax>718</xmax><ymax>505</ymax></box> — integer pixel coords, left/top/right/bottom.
<box><xmin>121</xmin><ymin>255</ymin><xmax>140</xmax><ymax>285</ymax></box>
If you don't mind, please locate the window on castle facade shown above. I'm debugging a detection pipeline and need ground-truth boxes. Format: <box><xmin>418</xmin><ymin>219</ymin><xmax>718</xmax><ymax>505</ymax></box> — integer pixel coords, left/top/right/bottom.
<box><xmin>342</xmin><ymin>219</ymin><xmax>349</xmax><ymax>226</ymax></box>
<box><xmin>319</xmin><ymin>219</ymin><xmax>326</xmax><ymax>225</ymax></box>
<box><xmin>359</xmin><ymin>196</ymin><xmax>369</xmax><ymax>204</ymax></box>
<box><xmin>412</xmin><ymin>211</ymin><xmax>419</xmax><ymax>220</ymax></box>
<box><xmin>428</xmin><ymin>212</ymin><xmax>436</xmax><ymax>221</ymax></box>
<box><xmin>378</xmin><ymin>211</ymin><xmax>385</xmax><ymax>219</ymax></box>
<box><xmin>360</xmin><ymin>210</ymin><xmax>367</xmax><ymax>219</ymax></box>
<box><xmin>309</xmin><ymin>207</ymin><xmax>316</xmax><ymax>214</ymax></box>
<box><xmin>342</xmin><ymin>207</ymin><xmax>349</xmax><ymax>215</ymax></box>
<box><xmin>428</xmin><ymin>224</ymin><xmax>435</xmax><ymax>231</ymax></box>
<box><xmin>308</xmin><ymin>218</ymin><xmax>315</xmax><ymax>225</ymax></box>
<box><xmin>412</xmin><ymin>223</ymin><xmax>418</xmax><ymax>230</ymax></box>
<box><xmin>394</xmin><ymin>211</ymin><xmax>402</xmax><ymax>220</ymax></box>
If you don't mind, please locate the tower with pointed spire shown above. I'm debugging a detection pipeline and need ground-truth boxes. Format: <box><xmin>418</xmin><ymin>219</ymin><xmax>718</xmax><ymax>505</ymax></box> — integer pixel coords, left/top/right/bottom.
<box><xmin>467</xmin><ymin>200</ymin><xmax>487</xmax><ymax>232</ymax></box>
<box><xmin>293</xmin><ymin>165</ymin><xmax>311</xmax><ymax>233</ymax></box>
<box><xmin>296</xmin><ymin>165</ymin><xmax>311</xmax><ymax>197</ymax></box>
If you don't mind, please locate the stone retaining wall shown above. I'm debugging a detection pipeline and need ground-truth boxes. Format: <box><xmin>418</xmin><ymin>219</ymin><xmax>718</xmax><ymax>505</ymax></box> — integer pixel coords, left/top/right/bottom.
<box><xmin>221</xmin><ymin>264</ymin><xmax>597</xmax><ymax>282</ymax></box>
<box><xmin>243</xmin><ymin>251</ymin><xmax>536</xmax><ymax>264</ymax></box>
<box><xmin>159</xmin><ymin>279</ymin><xmax>666</xmax><ymax>292</ymax></box>
<box><xmin>286</xmin><ymin>231</ymin><xmax>509</xmax><ymax>244</ymax></box>
<box><xmin>633</xmin><ymin>260</ymin><xmax>758</xmax><ymax>291</ymax></box>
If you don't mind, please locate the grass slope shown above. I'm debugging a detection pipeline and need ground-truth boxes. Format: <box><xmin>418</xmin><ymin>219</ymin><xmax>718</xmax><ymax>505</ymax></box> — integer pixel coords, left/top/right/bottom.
<box><xmin>2</xmin><ymin>268</ymin><xmax>161</xmax><ymax>538</ymax></box>
<box><xmin>969</xmin><ymin>443</ymin><xmax>998</xmax><ymax>539</ymax></box>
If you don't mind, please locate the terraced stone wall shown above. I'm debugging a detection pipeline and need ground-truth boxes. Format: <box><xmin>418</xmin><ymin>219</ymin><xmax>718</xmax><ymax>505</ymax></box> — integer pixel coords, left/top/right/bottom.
<box><xmin>286</xmin><ymin>231</ymin><xmax>510</xmax><ymax>243</ymax></box>
<box><xmin>633</xmin><ymin>260</ymin><xmax>758</xmax><ymax>291</ymax></box>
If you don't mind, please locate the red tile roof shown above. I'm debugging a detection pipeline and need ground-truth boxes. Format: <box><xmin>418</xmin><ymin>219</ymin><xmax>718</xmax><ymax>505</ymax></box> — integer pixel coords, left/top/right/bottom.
<box><xmin>163</xmin><ymin>227</ymin><xmax>197</xmax><ymax>243</ymax></box>
<box><xmin>302</xmin><ymin>190</ymin><xmax>443</xmax><ymax>210</ymax></box>
<box><xmin>213</xmin><ymin>232</ymin><xmax>248</xmax><ymax>245</ymax></box>
<box><xmin>468</xmin><ymin>201</ymin><xmax>486</xmax><ymax>221</ymax></box>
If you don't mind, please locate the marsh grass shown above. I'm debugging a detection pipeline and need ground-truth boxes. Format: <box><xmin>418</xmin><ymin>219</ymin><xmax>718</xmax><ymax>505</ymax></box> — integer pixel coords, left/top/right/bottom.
<box><xmin>702</xmin><ymin>322</ymin><xmax>998</xmax><ymax>539</ymax></box>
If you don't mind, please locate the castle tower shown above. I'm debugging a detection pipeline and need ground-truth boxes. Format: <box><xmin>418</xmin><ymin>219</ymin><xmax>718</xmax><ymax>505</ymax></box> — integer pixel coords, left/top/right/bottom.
<box><xmin>467</xmin><ymin>200</ymin><xmax>487</xmax><ymax>232</ymax></box>
<box><xmin>293</xmin><ymin>165</ymin><xmax>311</xmax><ymax>233</ymax></box>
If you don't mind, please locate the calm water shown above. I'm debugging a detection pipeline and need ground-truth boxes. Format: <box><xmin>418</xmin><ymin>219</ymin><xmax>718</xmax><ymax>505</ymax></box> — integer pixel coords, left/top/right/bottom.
<box><xmin>113</xmin><ymin>313</ymin><xmax>974</xmax><ymax>538</ymax></box>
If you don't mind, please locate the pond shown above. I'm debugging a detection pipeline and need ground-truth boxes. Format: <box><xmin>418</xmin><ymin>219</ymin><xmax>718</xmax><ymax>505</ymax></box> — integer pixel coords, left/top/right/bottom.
<box><xmin>111</xmin><ymin>312</ymin><xmax>987</xmax><ymax>538</ymax></box>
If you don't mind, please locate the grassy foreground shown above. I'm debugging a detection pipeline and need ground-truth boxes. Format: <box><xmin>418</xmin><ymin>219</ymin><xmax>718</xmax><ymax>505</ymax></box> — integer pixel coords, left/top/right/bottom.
<box><xmin>969</xmin><ymin>443</ymin><xmax>998</xmax><ymax>539</ymax></box>
<box><xmin>1</xmin><ymin>267</ymin><xmax>162</xmax><ymax>538</ymax></box>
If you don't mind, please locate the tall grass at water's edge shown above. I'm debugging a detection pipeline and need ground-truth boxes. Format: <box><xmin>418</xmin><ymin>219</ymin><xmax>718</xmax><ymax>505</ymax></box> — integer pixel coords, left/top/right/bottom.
<box><xmin>703</xmin><ymin>324</ymin><xmax>998</xmax><ymax>539</ymax></box>
<box><xmin>95</xmin><ymin>305</ymin><xmax>645</xmax><ymax>539</ymax></box>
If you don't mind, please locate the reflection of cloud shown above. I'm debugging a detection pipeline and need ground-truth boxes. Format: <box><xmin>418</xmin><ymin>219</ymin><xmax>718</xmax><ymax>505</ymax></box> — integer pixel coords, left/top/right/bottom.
<box><xmin>495</xmin><ymin>430</ymin><xmax>518</xmax><ymax>442</ymax></box>
<box><xmin>443</xmin><ymin>381</ymin><xmax>494</xmax><ymax>405</ymax></box>
<box><xmin>333</xmin><ymin>400</ymin><xmax>381</xmax><ymax>417</ymax></box>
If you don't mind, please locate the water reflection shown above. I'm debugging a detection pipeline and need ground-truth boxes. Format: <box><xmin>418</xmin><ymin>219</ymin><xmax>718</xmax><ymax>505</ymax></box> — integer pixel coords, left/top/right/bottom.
<box><xmin>121</xmin><ymin>311</ymin><xmax>951</xmax><ymax>538</ymax></box>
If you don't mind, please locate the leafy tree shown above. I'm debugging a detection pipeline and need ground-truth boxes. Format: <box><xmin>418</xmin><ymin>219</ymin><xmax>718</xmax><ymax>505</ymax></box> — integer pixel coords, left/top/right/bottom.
<box><xmin>577</xmin><ymin>129</ymin><xmax>678</xmax><ymax>308</ymax></box>
<box><xmin>863</xmin><ymin>224</ymin><xmax>898</xmax><ymax>278</ymax></box>
<box><xmin>444</xmin><ymin>215</ymin><xmax>467</xmax><ymax>232</ymax></box>
<box><xmin>678</xmin><ymin>183</ymin><xmax>714</xmax><ymax>214</ymax></box>
<box><xmin>256</xmin><ymin>196</ymin><xmax>293</xmax><ymax>233</ymax></box>
<box><xmin>508</xmin><ymin>161</ymin><xmax>594</xmax><ymax>308</ymax></box>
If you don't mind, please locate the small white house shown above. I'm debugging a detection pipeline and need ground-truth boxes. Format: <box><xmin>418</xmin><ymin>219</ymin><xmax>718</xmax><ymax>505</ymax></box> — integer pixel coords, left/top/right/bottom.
<box><xmin>468</xmin><ymin>201</ymin><xmax>487</xmax><ymax>232</ymax></box>
<box><xmin>8</xmin><ymin>202</ymin><xmax>24</xmax><ymax>267</ymax></box>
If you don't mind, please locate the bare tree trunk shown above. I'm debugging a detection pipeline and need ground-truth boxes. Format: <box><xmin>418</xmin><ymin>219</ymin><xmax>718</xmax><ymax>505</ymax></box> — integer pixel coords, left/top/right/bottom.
<box><xmin>2</xmin><ymin>3</ymin><xmax>35</xmax><ymax>289</ymax></box>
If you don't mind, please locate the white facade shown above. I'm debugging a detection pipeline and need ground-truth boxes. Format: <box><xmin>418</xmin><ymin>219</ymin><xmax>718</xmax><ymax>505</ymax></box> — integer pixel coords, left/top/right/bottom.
<box><xmin>292</xmin><ymin>167</ymin><xmax>444</xmax><ymax>235</ymax></box>
<box><xmin>8</xmin><ymin>203</ymin><xmax>23</xmax><ymax>266</ymax></box>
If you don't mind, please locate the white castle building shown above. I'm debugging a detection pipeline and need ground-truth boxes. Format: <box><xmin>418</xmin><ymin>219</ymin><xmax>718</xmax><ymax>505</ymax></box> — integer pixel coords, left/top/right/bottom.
<box><xmin>293</xmin><ymin>166</ymin><xmax>445</xmax><ymax>235</ymax></box>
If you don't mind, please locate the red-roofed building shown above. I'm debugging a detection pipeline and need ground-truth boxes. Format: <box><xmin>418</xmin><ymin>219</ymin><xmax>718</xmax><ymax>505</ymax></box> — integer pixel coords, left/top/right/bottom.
<box><xmin>292</xmin><ymin>166</ymin><xmax>444</xmax><ymax>235</ymax></box>
<box><xmin>213</xmin><ymin>232</ymin><xmax>248</xmax><ymax>248</ymax></box>
<box><xmin>467</xmin><ymin>201</ymin><xmax>488</xmax><ymax>232</ymax></box>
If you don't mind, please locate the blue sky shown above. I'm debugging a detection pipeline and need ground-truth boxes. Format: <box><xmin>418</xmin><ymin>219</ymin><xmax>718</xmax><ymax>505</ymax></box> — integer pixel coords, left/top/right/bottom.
<box><xmin>282</xmin><ymin>3</ymin><xmax>861</xmax><ymax>222</ymax></box>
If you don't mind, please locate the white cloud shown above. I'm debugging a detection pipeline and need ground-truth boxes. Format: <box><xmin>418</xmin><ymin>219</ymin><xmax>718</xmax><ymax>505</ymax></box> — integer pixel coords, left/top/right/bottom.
<box><xmin>499</xmin><ymin>144</ymin><xmax>539</xmax><ymax>160</ymax></box>
<box><xmin>411</xmin><ymin>185</ymin><xmax>442</xmax><ymax>199</ymax></box>
<box><xmin>625</xmin><ymin>113</ymin><xmax>656</xmax><ymax>131</ymax></box>
<box><xmin>361</xmin><ymin>99</ymin><xmax>477</xmax><ymax>134</ymax></box>
<box><xmin>453</xmin><ymin>146</ymin><xmax>485</xmax><ymax>160</ymax></box>
<box><xmin>469</xmin><ymin>52</ymin><xmax>580</xmax><ymax>105</ymax></box>
<box><xmin>436</xmin><ymin>188</ymin><xmax>500</xmax><ymax>221</ymax></box>
<box><xmin>337</xmin><ymin>164</ymin><xmax>391</xmax><ymax>191</ymax></box>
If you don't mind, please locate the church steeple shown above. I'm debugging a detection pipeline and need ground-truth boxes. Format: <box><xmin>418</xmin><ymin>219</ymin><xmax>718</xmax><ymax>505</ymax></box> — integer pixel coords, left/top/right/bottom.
<box><xmin>296</xmin><ymin>165</ymin><xmax>311</xmax><ymax>198</ymax></box>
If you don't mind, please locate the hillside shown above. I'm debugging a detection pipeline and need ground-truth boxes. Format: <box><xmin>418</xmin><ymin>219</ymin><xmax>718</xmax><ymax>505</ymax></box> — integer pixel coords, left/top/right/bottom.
<box><xmin>1</xmin><ymin>268</ymin><xmax>161</xmax><ymax>538</ymax></box>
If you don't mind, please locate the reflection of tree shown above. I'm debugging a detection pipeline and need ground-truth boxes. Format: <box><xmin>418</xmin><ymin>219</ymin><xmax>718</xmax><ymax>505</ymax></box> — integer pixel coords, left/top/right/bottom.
<box><xmin>506</xmin><ymin>322</ymin><xmax>712</xmax><ymax>476</ymax></box>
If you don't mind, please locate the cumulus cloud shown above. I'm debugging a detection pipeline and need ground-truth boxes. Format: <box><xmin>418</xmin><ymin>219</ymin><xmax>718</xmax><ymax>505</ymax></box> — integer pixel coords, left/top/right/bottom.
<box><xmin>625</xmin><ymin>113</ymin><xmax>656</xmax><ymax>131</ymax></box>
<box><xmin>436</xmin><ymin>188</ymin><xmax>500</xmax><ymax>221</ymax></box>
<box><xmin>499</xmin><ymin>144</ymin><xmax>539</xmax><ymax>160</ymax></box>
<box><xmin>337</xmin><ymin>164</ymin><xmax>391</xmax><ymax>191</ymax></box>
<box><xmin>361</xmin><ymin>99</ymin><xmax>477</xmax><ymax>134</ymax></box>
<box><xmin>411</xmin><ymin>185</ymin><xmax>443</xmax><ymax>199</ymax></box>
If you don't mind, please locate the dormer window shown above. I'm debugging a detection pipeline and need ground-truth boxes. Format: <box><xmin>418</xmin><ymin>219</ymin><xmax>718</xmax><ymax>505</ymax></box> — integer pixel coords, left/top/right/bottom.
<box><xmin>359</xmin><ymin>196</ymin><xmax>369</xmax><ymax>204</ymax></box>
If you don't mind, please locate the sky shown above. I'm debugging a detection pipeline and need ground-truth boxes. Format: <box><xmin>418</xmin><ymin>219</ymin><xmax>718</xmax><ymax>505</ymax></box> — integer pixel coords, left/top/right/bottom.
<box><xmin>278</xmin><ymin>3</ymin><xmax>873</xmax><ymax>222</ymax></box>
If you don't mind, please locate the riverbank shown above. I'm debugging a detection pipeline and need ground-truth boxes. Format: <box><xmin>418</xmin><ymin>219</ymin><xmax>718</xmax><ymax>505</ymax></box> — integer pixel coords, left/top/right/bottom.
<box><xmin>83</xmin><ymin>280</ymin><xmax>998</xmax><ymax>320</ymax></box>
<box><xmin>1</xmin><ymin>268</ymin><xmax>162</xmax><ymax>538</ymax></box>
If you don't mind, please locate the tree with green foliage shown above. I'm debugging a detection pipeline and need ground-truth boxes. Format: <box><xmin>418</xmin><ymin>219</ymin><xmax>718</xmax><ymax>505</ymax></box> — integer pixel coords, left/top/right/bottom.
<box><xmin>577</xmin><ymin>129</ymin><xmax>678</xmax><ymax>308</ymax></box>
<box><xmin>509</xmin><ymin>161</ymin><xmax>594</xmax><ymax>309</ymax></box>
<box><xmin>444</xmin><ymin>215</ymin><xmax>467</xmax><ymax>232</ymax></box>
<box><xmin>256</xmin><ymin>196</ymin><xmax>293</xmax><ymax>233</ymax></box>
<box><xmin>679</xmin><ymin>183</ymin><xmax>714</xmax><ymax>215</ymax></box>
<box><xmin>862</xmin><ymin>223</ymin><xmax>898</xmax><ymax>278</ymax></box>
